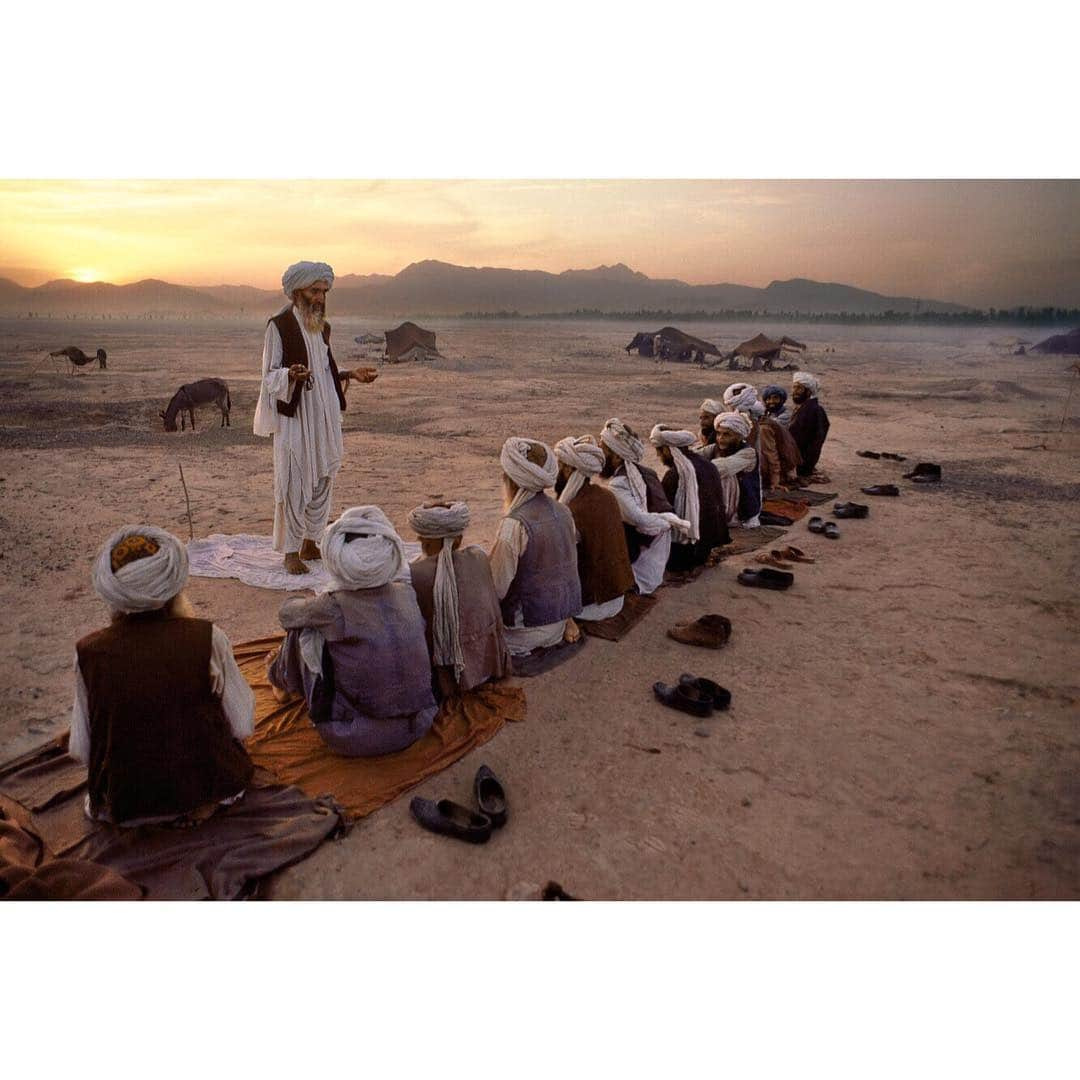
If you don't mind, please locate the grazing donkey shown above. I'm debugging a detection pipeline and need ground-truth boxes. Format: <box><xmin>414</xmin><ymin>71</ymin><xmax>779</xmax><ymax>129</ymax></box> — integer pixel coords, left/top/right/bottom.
<box><xmin>49</xmin><ymin>346</ymin><xmax>107</xmax><ymax>374</ymax></box>
<box><xmin>160</xmin><ymin>378</ymin><xmax>231</xmax><ymax>432</ymax></box>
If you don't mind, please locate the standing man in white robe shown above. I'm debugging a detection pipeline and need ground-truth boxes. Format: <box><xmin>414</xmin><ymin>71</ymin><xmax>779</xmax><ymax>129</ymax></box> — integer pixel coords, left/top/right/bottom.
<box><xmin>253</xmin><ymin>260</ymin><xmax>377</xmax><ymax>575</ymax></box>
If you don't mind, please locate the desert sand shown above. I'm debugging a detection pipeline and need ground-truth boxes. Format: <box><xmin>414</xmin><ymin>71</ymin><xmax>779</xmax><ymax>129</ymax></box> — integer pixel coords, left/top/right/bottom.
<box><xmin>0</xmin><ymin>316</ymin><xmax>1077</xmax><ymax>899</ymax></box>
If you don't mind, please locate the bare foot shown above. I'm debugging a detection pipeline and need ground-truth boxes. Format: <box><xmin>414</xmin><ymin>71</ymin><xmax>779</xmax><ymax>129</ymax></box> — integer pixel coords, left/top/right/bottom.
<box><xmin>299</xmin><ymin>539</ymin><xmax>321</xmax><ymax>561</ymax></box>
<box><xmin>564</xmin><ymin>618</ymin><xmax>582</xmax><ymax>644</ymax></box>
<box><xmin>284</xmin><ymin>552</ymin><xmax>309</xmax><ymax>575</ymax></box>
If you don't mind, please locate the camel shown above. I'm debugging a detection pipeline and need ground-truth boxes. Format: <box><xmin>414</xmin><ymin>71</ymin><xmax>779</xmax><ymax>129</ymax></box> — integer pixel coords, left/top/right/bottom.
<box><xmin>49</xmin><ymin>346</ymin><xmax>107</xmax><ymax>374</ymax></box>
<box><xmin>160</xmin><ymin>379</ymin><xmax>231</xmax><ymax>432</ymax></box>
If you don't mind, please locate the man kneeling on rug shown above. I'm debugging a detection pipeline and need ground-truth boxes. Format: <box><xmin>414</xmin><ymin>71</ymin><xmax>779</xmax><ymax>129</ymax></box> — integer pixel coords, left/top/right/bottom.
<box><xmin>266</xmin><ymin>506</ymin><xmax>437</xmax><ymax>756</ymax></box>
<box><xmin>554</xmin><ymin>434</ymin><xmax>635</xmax><ymax>622</ymax></box>
<box><xmin>489</xmin><ymin>436</ymin><xmax>583</xmax><ymax>657</ymax></box>
<box><xmin>408</xmin><ymin>500</ymin><xmax>510</xmax><ymax>699</ymax></box>
<box><xmin>709</xmin><ymin>411</ymin><xmax>762</xmax><ymax>529</ymax></box>
<box><xmin>71</xmin><ymin>525</ymin><xmax>255</xmax><ymax>826</ymax></box>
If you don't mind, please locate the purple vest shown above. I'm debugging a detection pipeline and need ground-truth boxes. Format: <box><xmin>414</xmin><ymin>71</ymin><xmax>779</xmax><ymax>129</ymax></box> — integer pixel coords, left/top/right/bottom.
<box><xmin>500</xmin><ymin>494</ymin><xmax>582</xmax><ymax>628</ymax></box>
<box><xmin>324</xmin><ymin>583</ymin><xmax>436</xmax><ymax>722</ymax></box>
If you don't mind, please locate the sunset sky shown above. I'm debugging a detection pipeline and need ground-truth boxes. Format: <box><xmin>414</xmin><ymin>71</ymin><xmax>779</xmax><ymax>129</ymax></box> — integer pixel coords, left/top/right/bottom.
<box><xmin>1</xmin><ymin>180</ymin><xmax>1077</xmax><ymax>308</ymax></box>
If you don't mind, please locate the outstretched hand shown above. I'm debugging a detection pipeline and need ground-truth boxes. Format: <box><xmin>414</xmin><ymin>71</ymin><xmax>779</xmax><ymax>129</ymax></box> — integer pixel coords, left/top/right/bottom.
<box><xmin>340</xmin><ymin>367</ymin><xmax>379</xmax><ymax>395</ymax></box>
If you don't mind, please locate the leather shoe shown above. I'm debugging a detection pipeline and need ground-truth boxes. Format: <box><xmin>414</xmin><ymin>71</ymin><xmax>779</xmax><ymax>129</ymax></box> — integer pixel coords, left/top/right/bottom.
<box><xmin>678</xmin><ymin>673</ymin><xmax>732</xmax><ymax>711</ymax></box>
<box><xmin>653</xmin><ymin>681</ymin><xmax>712</xmax><ymax>716</ymax></box>
<box><xmin>410</xmin><ymin>797</ymin><xmax>493</xmax><ymax>844</ymax></box>
<box><xmin>474</xmin><ymin>765</ymin><xmax>508</xmax><ymax>829</ymax></box>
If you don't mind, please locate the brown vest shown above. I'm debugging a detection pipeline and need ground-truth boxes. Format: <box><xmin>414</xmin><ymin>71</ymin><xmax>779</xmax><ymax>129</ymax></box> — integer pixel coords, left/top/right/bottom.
<box><xmin>567</xmin><ymin>481</ymin><xmax>636</xmax><ymax>606</ymax></box>
<box><xmin>410</xmin><ymin>546</ymin><xmax>511</xmax><ymax>697</ymax></box>
<box><xmin>76</xmin><ymin>614</ymin><xmax>253</xmax><ymax>824</ymax></box>
<box><xmin>270</xmin><ymin>308</ymin><xmax>347</xmax><ymax>418</ymax></box>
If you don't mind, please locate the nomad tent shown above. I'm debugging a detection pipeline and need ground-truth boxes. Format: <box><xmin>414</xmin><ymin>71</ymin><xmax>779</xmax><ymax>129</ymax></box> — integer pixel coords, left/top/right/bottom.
<box><xmin>384</xmin><ymin>322</ymin><xmax>443</xmax><ymax>363</ymax></box>
<box><xmin>726</xmin><ymin>333</ymin><xmax>807</xmax><ymax>370</ymax></box>
<box><xmin>1031</xmin><ymin>328</ymin><xmax>1080</xmax><ymax>356</ymax></box>
<box><xmin>624</xmin><ymin>327</ymin><xmax>721</xmax><ymax>362</ymax></box>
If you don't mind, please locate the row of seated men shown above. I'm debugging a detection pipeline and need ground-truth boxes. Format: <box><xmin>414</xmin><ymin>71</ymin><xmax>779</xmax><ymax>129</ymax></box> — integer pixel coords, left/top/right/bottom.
<box><xmin>68</xmin><ymin>374</ymin><xmax>830</xmax><ymax>828</ymax></box>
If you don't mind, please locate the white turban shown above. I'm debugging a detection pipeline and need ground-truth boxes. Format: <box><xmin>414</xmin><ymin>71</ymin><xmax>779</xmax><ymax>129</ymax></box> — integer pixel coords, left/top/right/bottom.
<box><xmin>649</xmin><ymin>426</ymin><xmax>701</xmax><ymax>542</ymax></box>
<box><xmin>500</xmin><ymin>436</ymin><xmax>559</xmax><ymax>517</ymax></box>
<box><xmin>792</xmin><ymin>371</ymin><xmax>820</xmax><ymax>395</ymax></box>
<box><xmin>407</xmin><ymin>502</ymin><xmax>471</xmax><ymax>539</ymax></box>
<box><xmin>555</xmin><ymin>435</ymin><xmax>605</xmax><ymax>505</ymax></box>
<box><xmin>322</xmin><ymin>506</ymin><xmax>405</xmax><ymax>590</ymax></box>
<box><xmin>92</xmin><ymin>525</ymin><xmax>189</xmax><ymax>614</ymax></box>
<box><xmin>282</xmin><ymin>260</ymin><xmax>335</xmax><ymax>298</ymax></box>
<box><xmin>713</xmin><ymin>412</ymin><xmax>752</xmax><ymax>440</ymax></box>
<box><xmin>600</xmin><ymin>418</ymin><xmax>648</xmax><ymax>509</ymax></box>
<box><xmin>723</xmin><ymin>382</ymin><xmax>758</xmax><ymax>412</ymax></box>
<box><xmin>407</xmin><ymin>502</ymin><xmax>470</xmax><ymax>683</ymax></box>
<box><xmin>699</xmin><ymin>398</ymin><xmax>723</xmax><ymax>416</ymax></box>
<box><xmin>748</xmin><ymin>400</ymin><xmax>765</xmax><ymax>420</ymax></box>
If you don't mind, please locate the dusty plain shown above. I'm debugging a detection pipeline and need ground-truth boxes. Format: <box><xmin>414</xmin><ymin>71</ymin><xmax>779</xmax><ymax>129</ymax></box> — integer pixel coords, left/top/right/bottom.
<box><xmin>0</xmin><ymin>315</ymin><xmax>1077</xmax><ymax>899</ymax></box>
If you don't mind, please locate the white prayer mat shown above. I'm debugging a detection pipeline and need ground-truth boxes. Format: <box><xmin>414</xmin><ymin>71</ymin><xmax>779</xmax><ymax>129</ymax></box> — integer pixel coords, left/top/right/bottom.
<box><xmin>187</xmin><ymin>533</ymin><xmax>422</xmax><ymax>592</ymax></box>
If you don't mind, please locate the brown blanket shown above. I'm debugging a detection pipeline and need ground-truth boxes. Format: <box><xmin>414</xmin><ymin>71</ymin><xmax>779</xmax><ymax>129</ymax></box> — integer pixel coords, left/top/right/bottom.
<box><xmin>761</xmin><ymin>498</ymin><xmax>810</xmax><ymax>523</ymax></box>
<box><xmin>580</xmin><ymin>592</ymin><xmax>659</xmax><ymax>642</ymax></box>
<box><xmin>1</xmin><ymin>809</ymin><xmax>141</xmax><ymax>901</ymax></box>
<box><xmin>712</xmin><ymin>525</ymin><xmax>790</xmax><ymax>561</ymax></box>
<box><xmin>235</xmin><ymin>637</ymin><xmax>526</xmax><ymax>818</ymax></box>
<box><xmin>0</xmin><ymin>738</ymin><xmax>345</xmax><ymax>900</ymax></box>
<box><xmin>765</xmin><ymin>488</ymin><xmax>838</xmax><ymax>507</ymax></box>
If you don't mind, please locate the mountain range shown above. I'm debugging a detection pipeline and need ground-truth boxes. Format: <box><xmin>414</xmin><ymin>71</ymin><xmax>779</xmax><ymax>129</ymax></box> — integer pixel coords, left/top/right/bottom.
<box><xmin>0</xmin><ymin>260</ymin><xmax>969</xmax><ymax>318</ymax></box>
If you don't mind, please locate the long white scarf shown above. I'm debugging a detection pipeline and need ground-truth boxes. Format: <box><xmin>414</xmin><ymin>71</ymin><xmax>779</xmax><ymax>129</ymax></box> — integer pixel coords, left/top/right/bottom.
<box><xmin>649</xmin><ymin>426</ymin><xmax>701</xmax><ymax>542</ymax></box>
<box><xmin>407</xmin><ymin>502</ymin><xmax>471</xmax><ymax>682</ymax></box>
<box><xmin>555</xmin><ymin>435</ymin><xmax>605</xmax><ymax>505</ymax></box>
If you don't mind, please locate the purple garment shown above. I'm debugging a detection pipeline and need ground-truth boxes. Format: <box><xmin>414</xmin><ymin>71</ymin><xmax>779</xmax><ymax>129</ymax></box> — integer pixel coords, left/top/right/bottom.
<box><xmin>270</xmin><ymin>583</ymin><xmax>437</xmax><ymax>758</ymax></box>
<box><xmin>499</xmin><ymin>493</ymin><xmax>582</xmax><ymax>628</ymax></box>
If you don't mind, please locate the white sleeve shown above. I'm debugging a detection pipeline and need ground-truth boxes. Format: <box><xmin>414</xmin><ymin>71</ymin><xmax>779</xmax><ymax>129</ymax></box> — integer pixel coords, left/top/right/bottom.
<box><xmin>262</xmin><ymin>322</ymin><xmax>292</xmax><ymax>403</ymax></box>
<box><xmin>70</xmin><ymin>653</ymin><xmax>91</xmax><ymax>764</ymax></box>
<box><xmin>711</xmin><ymin>446</ymin><xmax>757</xmax><ymax>479</ymax></box>
<box><xmin>488</xmin><ymin>518</ymin><xmax>527</xmax><ymax>600</ymax></box>
<box><xmin>209</xmin><ymin>625</ymin><xmax>255</xmax><ymax>741</ymax></box>
<box><xmin>608</xmin><ymin>476</ymin><xmax>673</xmax><ymax>537</ymax></box>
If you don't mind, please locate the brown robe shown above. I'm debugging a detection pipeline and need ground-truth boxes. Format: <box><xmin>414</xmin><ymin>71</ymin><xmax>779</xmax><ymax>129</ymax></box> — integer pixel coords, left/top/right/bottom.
<box><xmin>410</xmin><ymin>545</ymin><xmax>511</xmax><ymax>699</ymax></box>
<box><xmin>565</xmin><ymin>480</ymin><xmax>635</xmax><ymax>607</ymax></box>
<box><xmin>76</xmin><ymin>613</ymin><xmax>253</xmax><ymax>825</ymax></box>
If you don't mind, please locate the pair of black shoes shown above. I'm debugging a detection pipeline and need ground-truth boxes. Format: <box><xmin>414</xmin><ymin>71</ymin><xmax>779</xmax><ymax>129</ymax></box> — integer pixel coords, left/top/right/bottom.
<box><xmin>409</xmin><ymin>764</ymin><xmax>507</xmax><ymax>844</ymax></box>
<box><xmin>654</xmin><ymin>674</ymin><xmax>732</xmax><ymax>717</ymax></box>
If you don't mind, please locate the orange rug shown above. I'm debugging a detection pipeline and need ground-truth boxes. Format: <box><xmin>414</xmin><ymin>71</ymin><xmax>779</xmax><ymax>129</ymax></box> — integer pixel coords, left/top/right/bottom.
<box><xmin>234</xmin><ymin>637</ymin><xmax>526</xmax><ymax>820</ymax></box>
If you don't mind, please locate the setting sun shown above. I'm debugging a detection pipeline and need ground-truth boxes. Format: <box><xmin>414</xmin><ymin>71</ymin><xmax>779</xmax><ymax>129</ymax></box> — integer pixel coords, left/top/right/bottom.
<box><xmin>70</xmin><ymin>268</ymin><xmax>101</xmax><ymax>283</ymax></box>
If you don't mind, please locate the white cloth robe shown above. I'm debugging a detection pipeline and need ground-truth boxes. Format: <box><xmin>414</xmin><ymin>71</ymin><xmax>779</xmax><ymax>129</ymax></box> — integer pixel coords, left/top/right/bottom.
<box><xmin>602</xmin><ymin>472</ymin><xmax>674</xmax><ymax>596</ymax></box>
<box><xmin>253</xmin><ymin>306</ymin><xmax>344</xmax><ymax>552</ymax></box>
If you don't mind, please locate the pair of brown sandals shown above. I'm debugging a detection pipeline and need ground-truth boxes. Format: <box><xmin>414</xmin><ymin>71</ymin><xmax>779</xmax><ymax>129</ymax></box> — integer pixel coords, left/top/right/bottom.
<box><xmin>755</xmin><ymin>545</ymin><xmax>815</xmax><ymax>570</ymax></box>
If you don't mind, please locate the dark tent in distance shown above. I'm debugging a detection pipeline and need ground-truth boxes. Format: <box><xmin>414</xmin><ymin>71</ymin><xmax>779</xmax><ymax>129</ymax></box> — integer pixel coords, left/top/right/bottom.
<box><xmin>624</xmin><ymin>327</ymin><xmax>721</xmax><ymax>362</ymax></box>
<box><xmin>727</xmin><ymin>333</ymin><xmax>807</xmax><ymax>371</ymax></box>
<box><xmin>1032</xmin><ymin>327</ymin><xmax>1080</xmax><ymax>356</ymax></box>
<box><xmin>384</xmin><ymin>321</ymin><xmax>443</xmax><ymax>363</ymax></box>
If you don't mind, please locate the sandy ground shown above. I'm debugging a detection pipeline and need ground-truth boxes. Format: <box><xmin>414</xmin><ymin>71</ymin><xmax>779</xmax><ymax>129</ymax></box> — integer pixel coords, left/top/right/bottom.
<box><xmin>1</xmin><ymin>316</ymin><xmax>1077</xmax><ymax>899</ymax></box>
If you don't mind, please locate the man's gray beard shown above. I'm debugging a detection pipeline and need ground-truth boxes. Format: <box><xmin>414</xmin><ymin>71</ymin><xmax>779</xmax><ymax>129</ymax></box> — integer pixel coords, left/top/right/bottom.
<box><xmin>298</xmin><ymin>301</ymin><xmax>325</xmax><ymax>333</ymax></box>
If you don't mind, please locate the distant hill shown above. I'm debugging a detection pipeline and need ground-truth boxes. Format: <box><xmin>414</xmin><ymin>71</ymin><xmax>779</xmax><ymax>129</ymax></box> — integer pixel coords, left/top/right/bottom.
<box><xmin>0</xmin><ymin>261</ymin><xmax>970</xmax><ymax>317</ymax></box>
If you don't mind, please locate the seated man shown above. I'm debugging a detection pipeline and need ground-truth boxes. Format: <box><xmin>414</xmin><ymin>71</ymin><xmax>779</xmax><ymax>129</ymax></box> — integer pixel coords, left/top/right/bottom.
<box><xmin>789</xmin><ymin>371</ymin><xmax>831</xmax><ymax>481</ymax></box>
<box><xmin>554</xmin><ymin>434</ymin><xmax>635</xmax><ymax>622</ymax></box>
<box><xmin>723</xmin><ymin>381</ymin><xmax>800</xmax><ymax>491</ymax></box>
<box><xmin>695</xmin><ymin>398</ymin><xmax>725</xmax><ymax>460</ymax></box>
<box><xmin>599</xmin><ymin>418</ymin><xmax>690</xmax><ymax>596</ymax></box>
<box><xmin>408</xmin><ymin>500</ymin><xmax>510</xmax><ymax>699</ymax></box>
<box><xmin>709</xmin><ymin>412</ymin><xmax>761</xmax><ymax>528</ymax></box>
<box><xmin>649</xmin><ymin>424</ymin><xmax>731</xmax><ymax>571</ymax></box>
<box><xmin>761</xmin><ymin>384</ymin><xmax>793</xmax><ymax>426</ymax></box>
<box><xmin>71</xmin><ymin>525</ymin><xmax>255</xmax><ymax>826</ymax></box>
<box><xmin>267</xmin><ymin>506</ymin><xmax>437</xmax><ymax>756</ymax></box>
<box><xmin>489</xmin><ymin>436</ymin><xmax>583</xmax><ymax>657</ymax></box>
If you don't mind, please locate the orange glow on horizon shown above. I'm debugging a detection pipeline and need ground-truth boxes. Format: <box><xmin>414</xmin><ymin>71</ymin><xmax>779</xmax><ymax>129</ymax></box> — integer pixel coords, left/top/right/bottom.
<box><xmin>0</xmin><ymin>179</ymin><xmax>1077</xmax><ymax>308</ymax></box>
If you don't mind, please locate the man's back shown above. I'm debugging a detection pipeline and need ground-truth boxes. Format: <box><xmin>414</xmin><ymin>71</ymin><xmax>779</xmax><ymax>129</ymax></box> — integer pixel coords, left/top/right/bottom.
<box><xmin>410</xmin><ymin>546</ymin><xmax>510</xmax><ymax>695</ymax></box>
